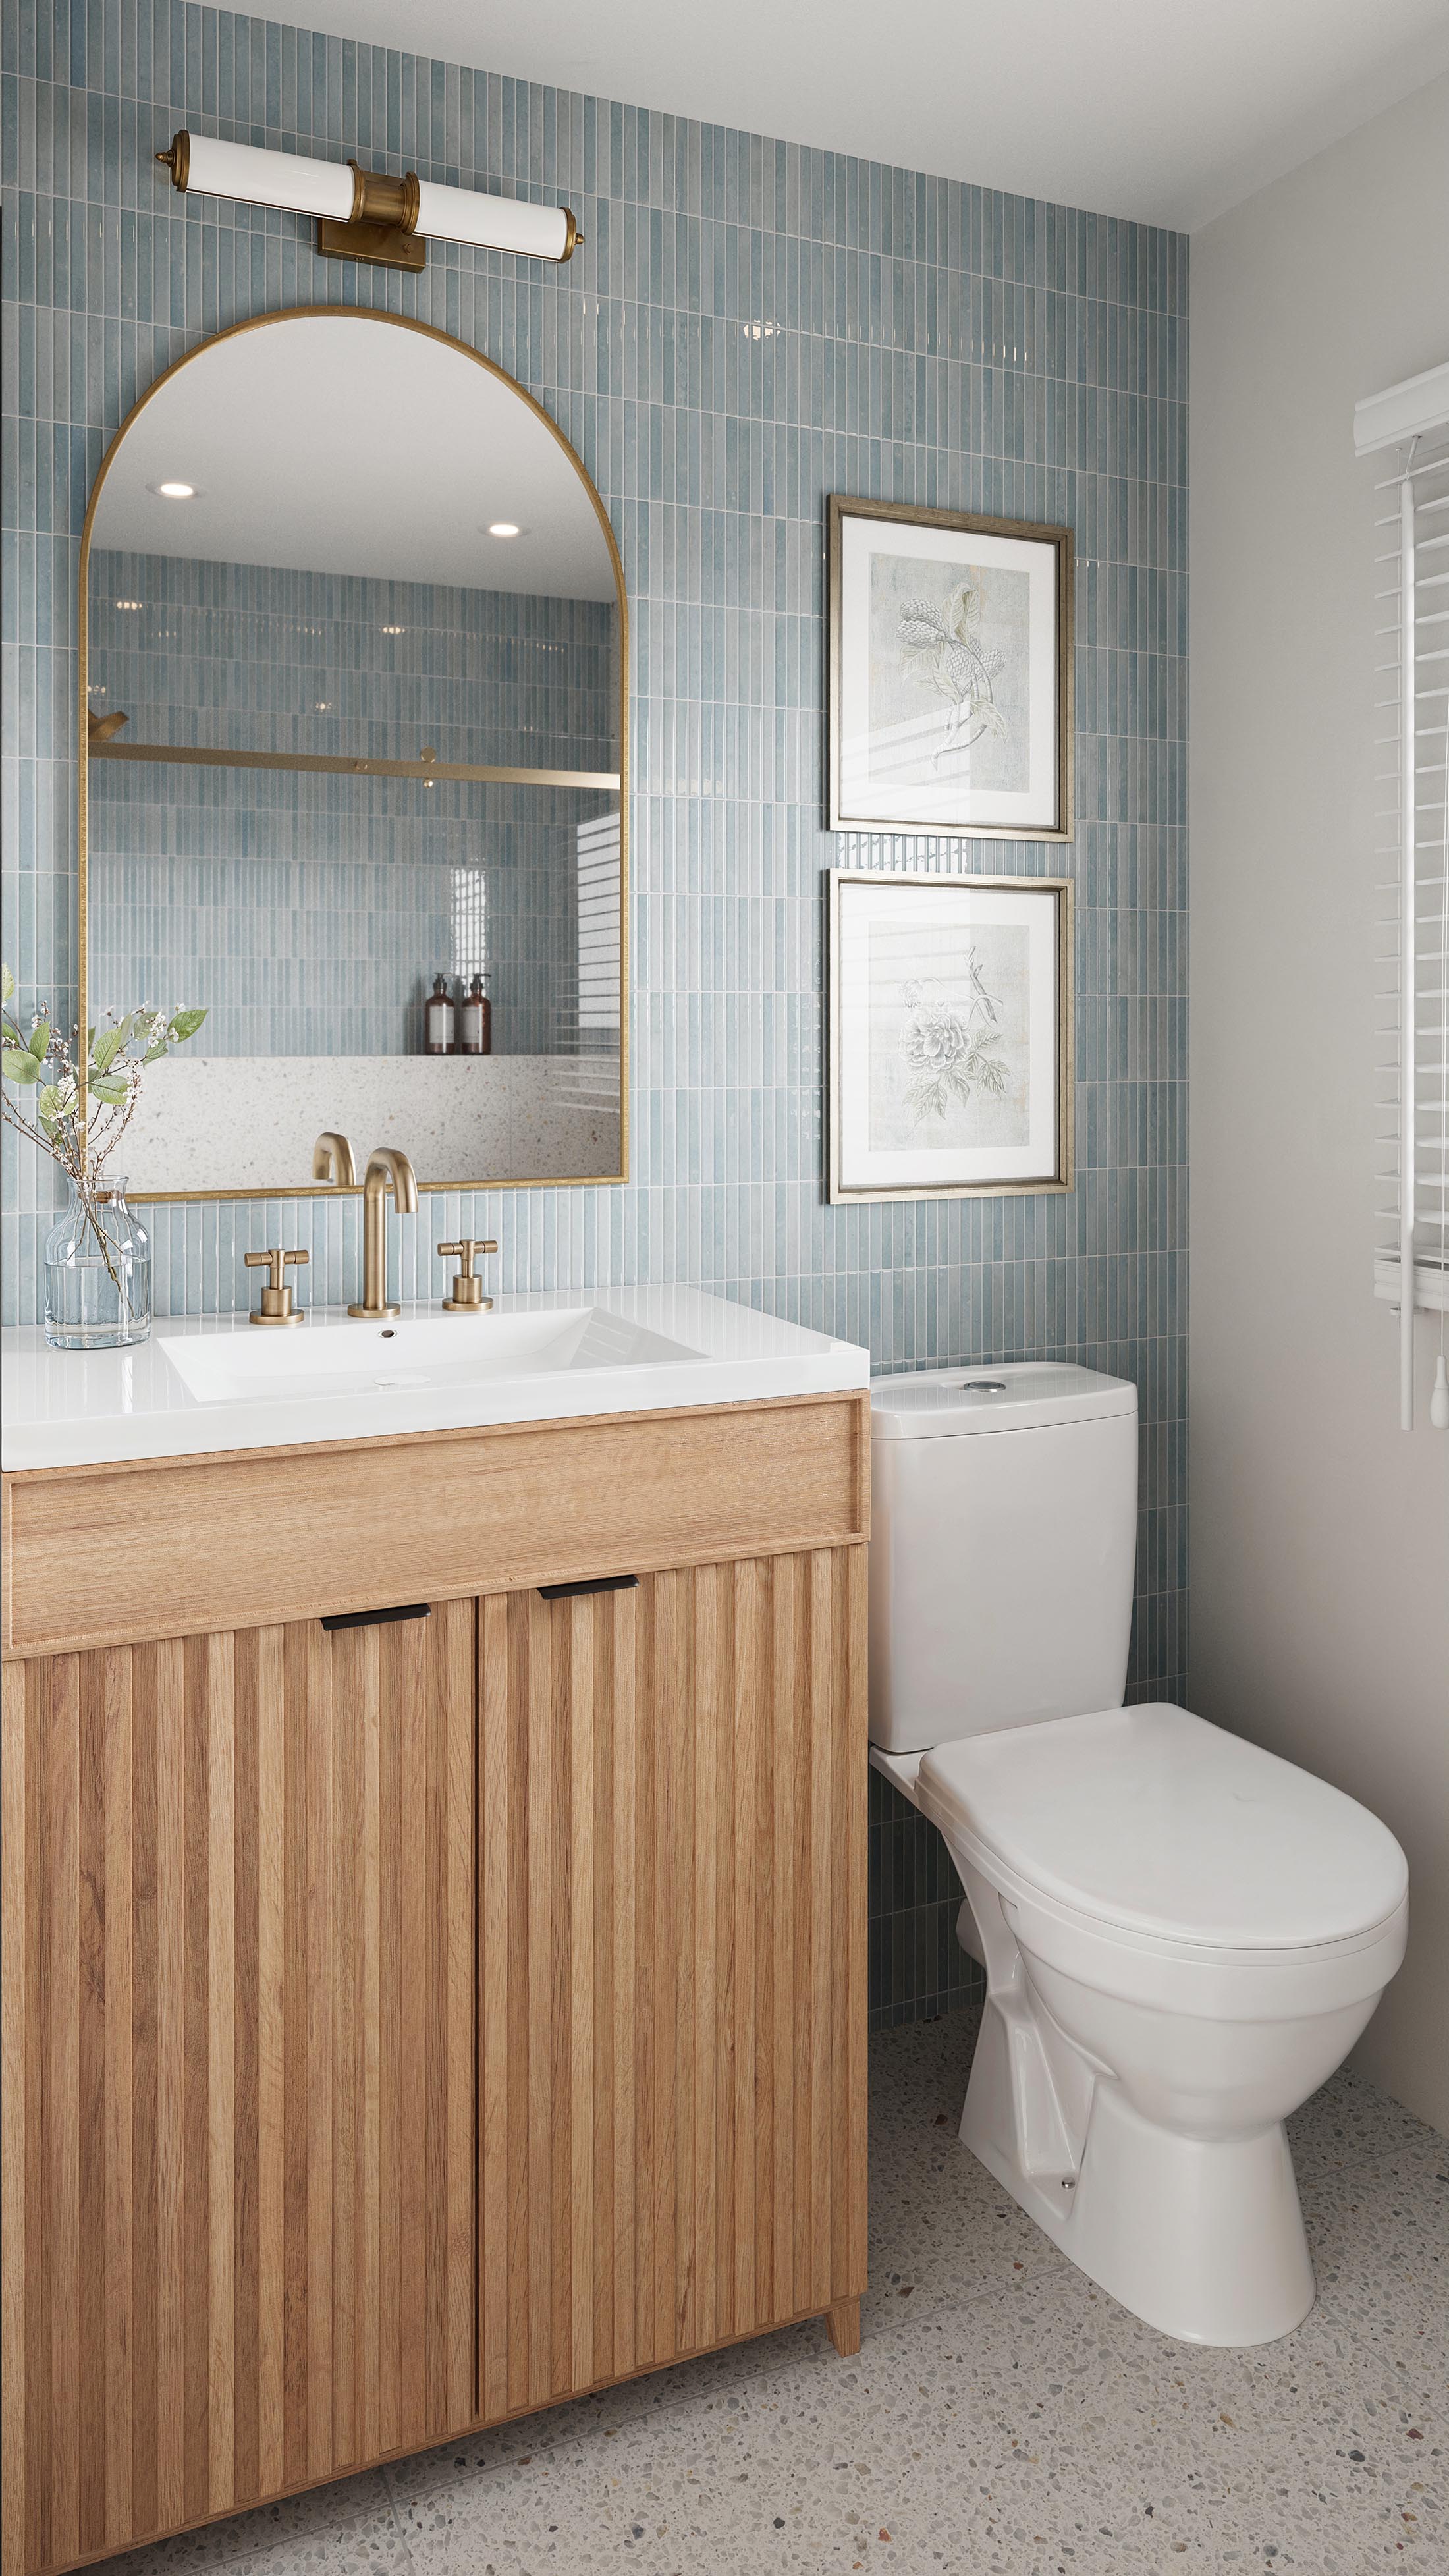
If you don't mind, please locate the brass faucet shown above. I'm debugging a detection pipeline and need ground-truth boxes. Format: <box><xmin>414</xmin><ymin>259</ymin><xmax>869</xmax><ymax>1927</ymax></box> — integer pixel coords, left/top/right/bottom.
<box><xmin>348</xmin><ymin>1147</ymin><xmax>418</xmax><ymax>1318</ymax></box>
<box><xmin>312</xmin><ymin>1129</ymin><xmax>358</xmax><ymax>1186</ymax></box>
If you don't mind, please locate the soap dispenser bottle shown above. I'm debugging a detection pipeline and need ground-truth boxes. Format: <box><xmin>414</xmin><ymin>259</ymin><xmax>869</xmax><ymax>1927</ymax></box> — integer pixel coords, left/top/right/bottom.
<box><xmin>460</xmin><ymin>972</ymin><xmax>491</xmax><ymax>1056</ymax></box>
<box><xmin>424</xmin><ymin>973</ymin><xmax>457</xmax><ymax>1055</ymax></box>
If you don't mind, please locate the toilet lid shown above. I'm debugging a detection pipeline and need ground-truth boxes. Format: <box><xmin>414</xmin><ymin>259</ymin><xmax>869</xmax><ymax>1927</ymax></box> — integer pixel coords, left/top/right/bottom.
<box><xmin>917</xmin><ymin>1703</ymin><xmax>1408</xmax><ymax>1950</ymax></box>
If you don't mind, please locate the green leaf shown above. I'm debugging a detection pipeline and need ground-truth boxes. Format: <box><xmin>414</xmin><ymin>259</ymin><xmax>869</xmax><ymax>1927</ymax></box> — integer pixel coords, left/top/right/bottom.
<box><xmin>1</xmin><ymin>963</ymin><xmax>14</xmax><ymax>1002</ymax></box>
<box><xmin>3</xmin><ymin>1048</ymin><xmax>42</xmax><ymax>1083</ymax></box>
<box><xmin>141</xmin><ymin>1039</ymin><xmax>171</xmax><ymax>1066</ymax></box>
<box><xmin>36</xmin><ymin>1082</ymin><xmax>70</xmax><ymax>1134</ymax></box>
<box><xmin>90</xmin><ymin>1026</ymin><xmax>124</xmax><ymax>1074</ymax></box>
<box><xmin>88</xmin><ymin>1073</ymin><xmax>130</xmax><ymax>1106</ymax></box>
<box><xmin>1</xmin><ymin>1021</ymin><xmax>23</xmax><ymax>1049</ymax></box>
<box><xmin>169</xmin><ymin>1006</ymin><xmax>207</xmax><ymax>1041</ymax></box>
<box><xmin>28</xmin><ymin>1019</ymin><xmax>51</xmax><ymax>1064</ymax></box>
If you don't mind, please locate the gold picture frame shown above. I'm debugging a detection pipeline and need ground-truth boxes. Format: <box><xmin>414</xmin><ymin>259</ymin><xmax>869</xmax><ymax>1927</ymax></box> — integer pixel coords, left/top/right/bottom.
<box><xmin>77</xmin><ymin>306</ymin><xmax>630</xmax><ymax>1203</ymax></box>
<box><xmin>827</xmin><ymin>495</ymin><xmax>1074</xmax><ymax>841</ymax></box>
<box><xmin>827</xmin><ymin>868</ymin><xmax>1074</xmax><ymax>1205</ymax></box>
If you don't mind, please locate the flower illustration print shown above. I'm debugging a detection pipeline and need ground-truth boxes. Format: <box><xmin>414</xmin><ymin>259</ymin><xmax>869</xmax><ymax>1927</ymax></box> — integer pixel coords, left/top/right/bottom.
<box><xmin>898</xmin><ymin>963</ymin><xmax>1009</xmax><ymax>1125</ymax></box>
<box><xmin>897</xmin><ymin>582</ymin><xmax>1009</xmax><ymax>770</ymax></box>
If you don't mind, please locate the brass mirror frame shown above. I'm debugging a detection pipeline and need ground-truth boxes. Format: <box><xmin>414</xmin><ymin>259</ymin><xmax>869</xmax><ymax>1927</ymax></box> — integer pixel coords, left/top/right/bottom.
<box><xmin>78</xmin><ymin>306</ymin><xmax>629</xmax><ymax>1201</ymax></box>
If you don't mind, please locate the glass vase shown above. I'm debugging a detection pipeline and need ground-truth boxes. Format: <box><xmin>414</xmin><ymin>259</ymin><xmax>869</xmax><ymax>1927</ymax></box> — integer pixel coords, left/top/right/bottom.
<box><xmin>43</xmin><ymin>1174</ymin><xmax>152</xmax><ymax>1350</ymax></box>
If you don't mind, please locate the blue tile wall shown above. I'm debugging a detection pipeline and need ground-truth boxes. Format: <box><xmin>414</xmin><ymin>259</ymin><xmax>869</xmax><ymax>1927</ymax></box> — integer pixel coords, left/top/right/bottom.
<box><xmin>86</xmin><ymin>549</ymin><xmax>615</xmax><ymax>1053</ymax></box>
<box><xmin>1</xmin><ymin>1</ymin><xmax>1188</xmax><ymax>2025</ymax></box>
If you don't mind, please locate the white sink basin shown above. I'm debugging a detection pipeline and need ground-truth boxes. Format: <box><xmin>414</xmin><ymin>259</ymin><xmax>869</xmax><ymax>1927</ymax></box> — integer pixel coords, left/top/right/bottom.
<box><xmin>1</xmin><ymin>1286</ymin><xmax>871</xmax><ymax>1469</ymax></box>
<box><xmin>159</xmin><ymin>1305</ymin><xmax>700</xmax><ymax>1406</ymax></box>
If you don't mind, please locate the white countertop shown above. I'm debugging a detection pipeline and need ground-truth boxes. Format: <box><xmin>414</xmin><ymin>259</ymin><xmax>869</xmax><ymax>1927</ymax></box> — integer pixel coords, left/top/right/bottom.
<box><xmin>1</xmin><ymin>1286</ymin><xmax>871</xmax><ymax>1471</ymax></box>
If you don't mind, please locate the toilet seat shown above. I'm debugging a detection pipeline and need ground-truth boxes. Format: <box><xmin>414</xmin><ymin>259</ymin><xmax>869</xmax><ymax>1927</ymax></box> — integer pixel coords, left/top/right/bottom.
<box><xmin>916</xmin><ymin>1701</ymin><xmax>1408</xmax><ymax>1956</ymax></box>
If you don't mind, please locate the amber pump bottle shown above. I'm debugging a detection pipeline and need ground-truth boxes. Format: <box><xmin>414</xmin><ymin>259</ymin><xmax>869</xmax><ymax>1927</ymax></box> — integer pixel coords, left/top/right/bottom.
<box><xmin>424</xmin><ymin>973</ymin><xmax>457</xmax><ymax>1054</ymax></box>
<box><xmin>461</xmin><ymin>973</ymin><xmax>492</xmax><ymax>1055</ymax></box>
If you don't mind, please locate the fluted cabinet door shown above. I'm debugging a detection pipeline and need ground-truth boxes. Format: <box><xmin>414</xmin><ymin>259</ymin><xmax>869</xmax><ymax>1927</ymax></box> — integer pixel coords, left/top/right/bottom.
<box><xmin>476</xmin><ymin>1549</ymin><xmax>868</xmax><ymax>2422</ymax></box>
<box><xmin>1</xmin><ymin>1603</ymin><xmax>476</xmax><ymax>2576</ymax></box>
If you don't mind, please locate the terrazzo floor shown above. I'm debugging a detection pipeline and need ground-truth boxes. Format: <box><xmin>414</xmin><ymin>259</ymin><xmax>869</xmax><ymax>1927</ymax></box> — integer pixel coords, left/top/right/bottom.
<box><xmin>102</xmin><ymin>2008</ymin><xmax>1446</xmax><ymax>2576</ymax></box>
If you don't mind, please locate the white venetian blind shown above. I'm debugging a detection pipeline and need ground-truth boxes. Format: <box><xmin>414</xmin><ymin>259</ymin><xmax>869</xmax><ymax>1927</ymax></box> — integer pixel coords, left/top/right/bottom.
<box><xmin>547</xmin><ymin>806</ymin><xmax>622</xmax><ymax>1118</ymax></box>
<box><xmin>575</xmin><ymin>808</ymin><xmax>622</xmax><ymax>1038</ymax></box>
<box><xmin>1358</xmin><ymin>362</ymin><xmax>1449</xmax><ymax>1429</ymax></box>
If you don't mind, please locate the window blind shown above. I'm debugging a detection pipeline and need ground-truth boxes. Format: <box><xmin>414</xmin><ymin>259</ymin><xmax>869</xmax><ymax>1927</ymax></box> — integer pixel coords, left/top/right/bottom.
<box><xmin>575</xmin><ymin>808</ymin><xmax>622</xmax><ymax>1039</ymax></box>
<box><xmin>1358</xmin><ymin>364</ymin><xmax>1449</xmax><ymax>1429</ymax></box>
<box><xmin>549</xmin><ymin>807</ymin><xmax>622</xmax><ymax>1118</ymax></box>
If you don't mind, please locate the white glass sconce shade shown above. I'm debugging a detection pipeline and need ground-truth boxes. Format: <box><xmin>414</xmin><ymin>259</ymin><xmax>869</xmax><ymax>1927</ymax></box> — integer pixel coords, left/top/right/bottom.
<box><xmin>175</xmin><ymin>134</ymin><xmax>356</xmax><ymax>223</ymax></box>
<box><xmin>414</xmin><ymin>179</ymin><xmax>575</xmax><ymax>261</ymax></box>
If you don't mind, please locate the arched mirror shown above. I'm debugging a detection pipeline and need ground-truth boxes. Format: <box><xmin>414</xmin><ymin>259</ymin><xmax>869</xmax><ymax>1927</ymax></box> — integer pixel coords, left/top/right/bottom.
<box><xmin>80</xmin><ymin>309</ymin><xmax>626</xmax><ymax>1197</ymax></box>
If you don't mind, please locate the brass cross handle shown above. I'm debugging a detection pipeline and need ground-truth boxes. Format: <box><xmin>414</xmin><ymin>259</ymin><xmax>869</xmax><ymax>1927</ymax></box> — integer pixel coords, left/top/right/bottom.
<box><xmin>244</xmin><ymin>1246</ymin><xmax>309</xmax><ymax>1327</ymax></box>
<box><xmin>437</xmin><ymin>1238</ymin><xmax>497</xmax><ymax>1313</ymax></box>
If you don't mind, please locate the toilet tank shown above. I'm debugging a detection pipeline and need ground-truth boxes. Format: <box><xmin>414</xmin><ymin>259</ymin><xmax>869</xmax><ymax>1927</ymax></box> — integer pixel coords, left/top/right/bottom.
<box><xmin>869</xmin><ymin>1363</ymin><xmax>1138</xmax><ymax>1754</ymax></box>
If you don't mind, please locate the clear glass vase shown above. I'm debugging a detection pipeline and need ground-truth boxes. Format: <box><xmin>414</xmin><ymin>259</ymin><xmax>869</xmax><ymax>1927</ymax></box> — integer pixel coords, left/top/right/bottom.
<box><xmin>43</xmin><ymin>1174</ymin><xmax>152</xmax><ymax>1350</ymax></box>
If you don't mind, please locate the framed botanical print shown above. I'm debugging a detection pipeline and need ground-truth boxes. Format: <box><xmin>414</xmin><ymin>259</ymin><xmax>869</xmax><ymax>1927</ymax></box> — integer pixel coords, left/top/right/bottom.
<box><xmin>827</xmin><ymin>497</ymin><xmax>1074</xmax><ymax>840</ymax></box>
<box><xmin>827</xmin><ymin>869</ymin><xmax>1074</xmax><ymax>1204</ymax></box>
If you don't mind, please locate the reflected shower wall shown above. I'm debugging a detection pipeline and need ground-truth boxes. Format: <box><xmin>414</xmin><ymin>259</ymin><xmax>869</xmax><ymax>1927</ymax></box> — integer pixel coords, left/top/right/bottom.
<box><xmin>86</xmin><ymin>553</ymin><xmax>616</xmax><ymax>1059</ymax></box>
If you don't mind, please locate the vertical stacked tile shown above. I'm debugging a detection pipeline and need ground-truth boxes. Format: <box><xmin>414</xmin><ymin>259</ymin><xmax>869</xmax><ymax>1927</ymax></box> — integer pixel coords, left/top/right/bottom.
<box><xmin>1</xmin><ymin>2</ymin><xmax>1189</xmax><ymax>2019</ymax></box>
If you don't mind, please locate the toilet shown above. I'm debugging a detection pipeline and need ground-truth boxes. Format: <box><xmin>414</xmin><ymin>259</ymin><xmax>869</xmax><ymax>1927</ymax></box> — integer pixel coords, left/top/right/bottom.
<box><xmin>869</xmin><ymin>1363</ymin><xmax>1408</xmax><ymax>2347</ymax></box>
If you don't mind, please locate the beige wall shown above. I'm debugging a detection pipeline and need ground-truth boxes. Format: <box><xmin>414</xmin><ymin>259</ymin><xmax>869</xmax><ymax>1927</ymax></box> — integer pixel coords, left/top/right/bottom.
<box><xmin>1191</xmin><ymin>79</ymin><xmax>1449</xmax><ymax>2132</ymax></box>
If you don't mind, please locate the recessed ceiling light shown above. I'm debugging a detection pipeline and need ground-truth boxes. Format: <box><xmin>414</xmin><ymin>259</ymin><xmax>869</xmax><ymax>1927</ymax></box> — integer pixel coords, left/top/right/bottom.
<box><xmin>487</xmin><ymin>522</ymin><xmax>522</xmax><ymax>537</ymax></box>
<box><xmin>150</xmin><ymin>480</ymin><xmax>198</xmax><ymax>499</ymax></box>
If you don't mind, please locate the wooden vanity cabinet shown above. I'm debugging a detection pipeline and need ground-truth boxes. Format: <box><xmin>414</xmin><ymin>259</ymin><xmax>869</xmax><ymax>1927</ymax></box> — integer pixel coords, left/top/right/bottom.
<box><xmin>477</xmin><ymin>1550</ymin><xmax>866</xmax><ymax>2419</ymax></box>
<box><xmin>1</xmin><ymin>1601</ymin><xmax>477</xmax><ymax>2576</ymax></box>
<box><xmin>1</xmin><ymin>1396</ymin><xmax>869</xmax><ymax>2576</ymax></box>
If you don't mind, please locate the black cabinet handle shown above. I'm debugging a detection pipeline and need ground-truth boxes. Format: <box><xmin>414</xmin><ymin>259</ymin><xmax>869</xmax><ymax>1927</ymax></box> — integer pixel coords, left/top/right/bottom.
<box><xmin>537</xmin><ymin>1574</ymin><xmax>639</xmax><ymax>1602</ymax></box>
<box><xmin>321</xmin><ymin>1602</ymin><xmax>431</xmax><ymax>1631</ymax></box>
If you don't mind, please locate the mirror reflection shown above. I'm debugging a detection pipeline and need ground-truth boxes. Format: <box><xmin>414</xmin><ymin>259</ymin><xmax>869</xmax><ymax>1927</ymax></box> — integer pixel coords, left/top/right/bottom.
<box><xmin>83</xmin><ymin>311</ymin><xmax>625</xmax><ymax>1195</ymax></box>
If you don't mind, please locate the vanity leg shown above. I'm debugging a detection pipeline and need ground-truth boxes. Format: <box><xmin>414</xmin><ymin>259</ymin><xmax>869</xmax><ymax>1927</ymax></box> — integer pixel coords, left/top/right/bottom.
<box><xmin>825</xmin><ymin>2297</ymin><xmax>861</xmax><ymax>2357</ymax></box>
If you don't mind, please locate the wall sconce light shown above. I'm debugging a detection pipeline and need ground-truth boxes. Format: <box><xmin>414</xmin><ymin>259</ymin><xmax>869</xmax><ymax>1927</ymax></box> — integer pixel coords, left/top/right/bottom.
<box><xmin>156</xmin><ymin>132</ymin><xmax>582</xmax><ymax>272</ymax></box>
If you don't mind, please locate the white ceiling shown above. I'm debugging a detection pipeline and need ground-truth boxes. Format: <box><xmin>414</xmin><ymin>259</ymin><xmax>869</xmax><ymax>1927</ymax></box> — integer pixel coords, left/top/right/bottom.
<box><xmin>289</xmin><ymin>0</ymin><xmax>1449</xmax><ymax>231</ymax></box>
<box><xmin>92</xmin><ymin>314</ymin><xmax>616</xmax><ymax>595</ymax></box>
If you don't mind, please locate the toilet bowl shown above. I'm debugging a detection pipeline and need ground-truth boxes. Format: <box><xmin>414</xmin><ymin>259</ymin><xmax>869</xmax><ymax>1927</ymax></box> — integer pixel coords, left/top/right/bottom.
<box><xmin>869</xmin><ymin>1366</ymin><xmax>1409</xmax><ymax>2346</ymax></box>
<box><xmin>906</xmin><ymin>1704</ymin><xmax>1408</xmax><ymax>2344</ymax></box>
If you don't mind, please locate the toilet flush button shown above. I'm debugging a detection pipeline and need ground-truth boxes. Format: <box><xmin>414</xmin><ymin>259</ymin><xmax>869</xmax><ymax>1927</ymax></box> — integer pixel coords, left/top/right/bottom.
<box><xmin>962</xmin><ymin>1378</ymin><xmax>1008</xmax><ymax>1394</ymax></box>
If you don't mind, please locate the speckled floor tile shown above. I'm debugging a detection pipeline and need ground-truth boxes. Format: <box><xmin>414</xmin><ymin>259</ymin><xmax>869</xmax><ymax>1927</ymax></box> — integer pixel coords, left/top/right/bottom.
<box><xmin>99</xmin><ymin>2502</ymin><xmax>415</xmax><ymax>2576</ymax></box>
<box><xmin>1296</xmin><ymin>2160</ymin><xmax>1448</xmax><ymax>2363</ymax></box>
<box><xmin>1288</xmin><ymin>2069</ymin><xmax>1449</xmax><ymax>2192</ymax></box>
<box><xmin>390</xmin><ymin>2311</ymin><xmax>1440</xmax><ymax>2575</ymax></box>
<box><xmin>90</xmin><ymin>2016</ymin><xmax>1447</xmax><ymax>2576</ymax></box>
<box><xmin>92</xmin><ymin>2477</ymin><xmax>402</xmax><ymax>2576</ymax></box>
